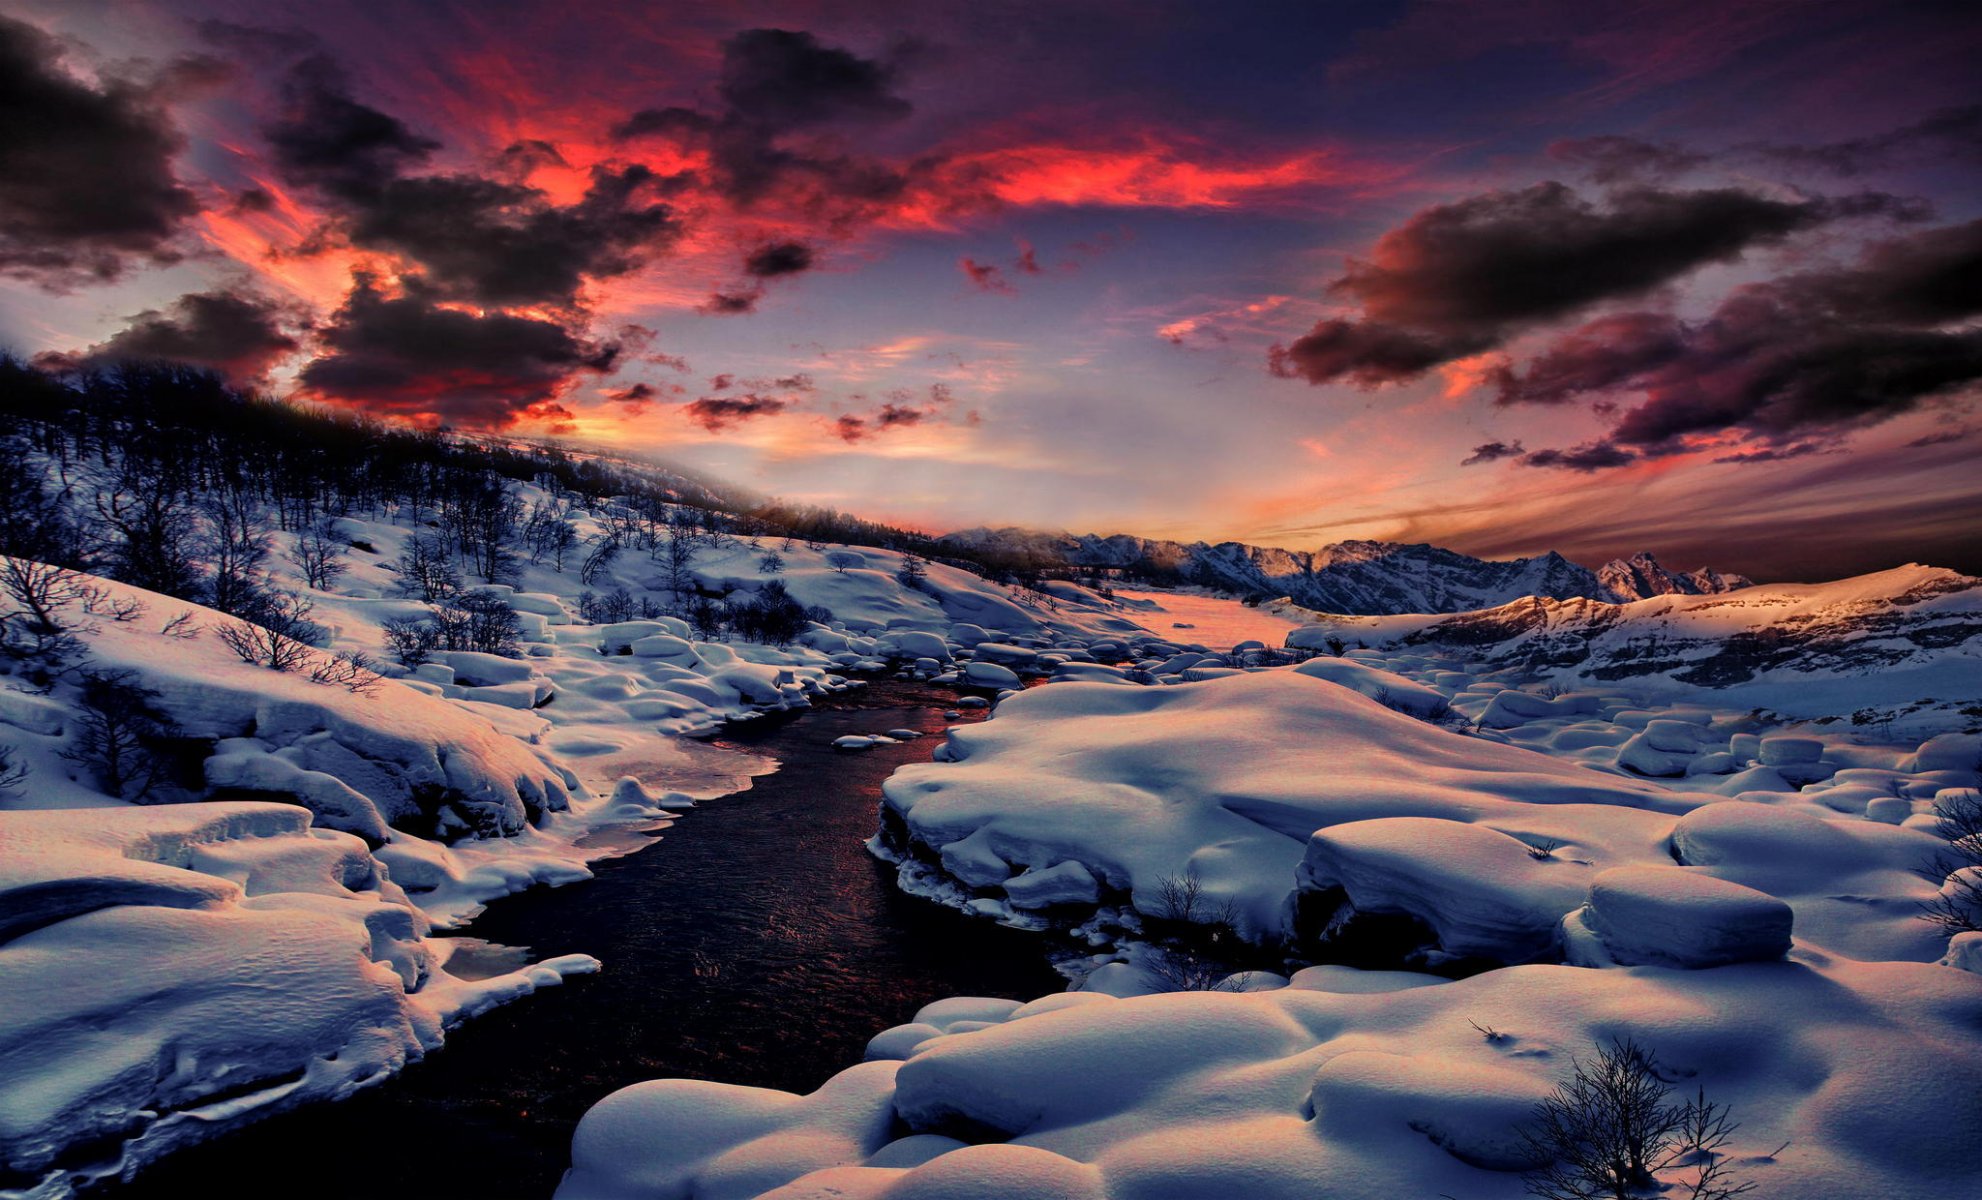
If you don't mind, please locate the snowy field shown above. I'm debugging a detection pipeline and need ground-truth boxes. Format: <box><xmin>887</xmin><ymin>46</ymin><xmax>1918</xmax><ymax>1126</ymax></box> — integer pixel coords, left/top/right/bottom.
<box><xmin>4</xmin><ymin>478</ymin><xmax>1980</xmax><ymax>1199</ymax></box>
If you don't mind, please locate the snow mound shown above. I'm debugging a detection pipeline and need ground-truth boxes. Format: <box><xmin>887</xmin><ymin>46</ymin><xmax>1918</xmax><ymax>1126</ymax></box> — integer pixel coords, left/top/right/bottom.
<box><xmin>562</xmin><ymin>956</ymin><xmax>1982</xmax><ymax>1200</ymax></box>
<box><xmin>879</xmin><ymin>671</ymin><xmax>1676</xmax><ymax>942</ymax></box>
<box><xmin>31</xmin><ymin>575</ymin><xmax>575</xmax><ymax>842</ymax></box>
<box><xmin>1565</xmin><ymin>867</ymin><xmax>1793</xmax><ymax>968</ymax></box>
<box><xmin>0</xmin><ymin>803</ymin><xmax>586</xmax><ymax>1197</ymax></box>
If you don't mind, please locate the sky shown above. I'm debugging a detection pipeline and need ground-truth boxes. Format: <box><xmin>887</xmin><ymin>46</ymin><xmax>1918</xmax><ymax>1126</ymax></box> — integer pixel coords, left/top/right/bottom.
<box><xmin>2</xmin><ymin>0</ymin><xmax>1978</xmax><ymax>579</ymax></box>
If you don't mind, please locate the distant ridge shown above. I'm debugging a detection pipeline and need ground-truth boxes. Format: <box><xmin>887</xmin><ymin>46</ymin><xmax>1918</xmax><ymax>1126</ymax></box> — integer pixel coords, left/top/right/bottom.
<box><xmin>937</xmin><ymin>527</ymin><xmax>1753</xmax><ymax>615</ymax></box>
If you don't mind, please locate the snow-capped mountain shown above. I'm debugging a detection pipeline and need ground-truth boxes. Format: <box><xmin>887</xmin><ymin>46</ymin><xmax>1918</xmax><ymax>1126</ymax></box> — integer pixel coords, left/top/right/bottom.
<box><xmin>1287</xmin><ymin>563</ymin><xmax>1982</xmax><ymax>709</ymax></box>
<box><xmin>938</xmin><ymin>527</ymin><xmax>1751</xmax><ymax>614</ymax></box>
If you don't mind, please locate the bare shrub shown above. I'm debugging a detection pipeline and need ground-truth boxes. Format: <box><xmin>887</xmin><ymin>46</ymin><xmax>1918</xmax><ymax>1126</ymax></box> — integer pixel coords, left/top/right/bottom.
<box><xmin>308</xmin><ymin>649</ymin><xmax>384</xmax><ymax>695</ymax></box>
<box><xmin>0</xmin><ymin>743</ymin><xmax>27</xmax><ymax>796</ymax></box>
<box><xmin>381</xmin><ymin>614</ymin><xmax>441</xmax><ymax>668</ymax></box>
<box><xmin>430</xmin><ymin>589</ymin><xmax>523</xmax><ymax>657</ymax></box>
<box><xmin>1918</xmin><ymin>786</ymin><xmax>1982</xmax><ymax>936</ymax></box>
<box><xmin>1141</xmin><ymin>867</ymin><xmax>1250</xmax><ymax>992</ymax></box>
<box><xmin>1521</xmin><ymin>1038</ymin><xmax>1754</xmax><ymax>1200</ymax></box>
<box><xmin>61</xmin><ymin>670</ymin><xmax>179</xmax><ymax>800</ymax></box>
<box><xmin>214</xmin><ymin>590</ymin><xmax>321</xmax><ymax>671</ymax></box>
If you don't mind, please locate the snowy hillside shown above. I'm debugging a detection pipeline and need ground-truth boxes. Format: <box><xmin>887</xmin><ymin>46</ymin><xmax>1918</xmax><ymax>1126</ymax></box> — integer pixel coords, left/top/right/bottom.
<box><xmin>939</xmin><ymin>526</ymin><xmax>1751</xmax><ymax>612</ymax></box>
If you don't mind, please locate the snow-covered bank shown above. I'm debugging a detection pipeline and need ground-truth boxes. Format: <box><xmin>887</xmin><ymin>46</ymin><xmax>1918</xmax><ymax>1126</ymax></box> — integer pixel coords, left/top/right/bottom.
<box><xmin>558</xmin><ymin>954</ymin><xmax>1982</xmax><ymax>1200</ymax></box>
<box><xmin>0</xmin><ymin>803</ymin><xmax>597</xmax><ymax>1198</ymax></box>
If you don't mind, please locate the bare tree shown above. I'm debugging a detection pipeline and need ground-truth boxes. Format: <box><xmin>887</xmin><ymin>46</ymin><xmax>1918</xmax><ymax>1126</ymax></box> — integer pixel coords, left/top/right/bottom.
<box><xmin>94</xmin><ymin>472</ymin><xmax>202</xmax><ymax>600</ymax></box>
<box><xmin>0</xmin><ymin>558</ymin><xmax>92</xmax><ymax>686</ymax></box>
<box><xmin>1521</xmin><ymin>1038</ymin><xmax>1755</xmax><ymax>1200</ymax></box>
<box><xmin>291</xmin><ymin>520</ymin><xmax>349</xmax><ymax>590</ymax></box>
<box><xmin>579</xmin><ymin>534</ymin><xmax>620</xmax><ymax>587</ymax></box>
<box><xmin>202</xmin><ymin>488</ymin><xmax>271</xmax><ymax>617</ymax></box>
<box><xmin>394</xmin><ymin>533</ymin><xmax>461</xmax><ymax>601</ymax></box>
<box><xmin>662</xmin><ymin>512</ymin><xmax>699</xmax><ymax>601</ymax></box>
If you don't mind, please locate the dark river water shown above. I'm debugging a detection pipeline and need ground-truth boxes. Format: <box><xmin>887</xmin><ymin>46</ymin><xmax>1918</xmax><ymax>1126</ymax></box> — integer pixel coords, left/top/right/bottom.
<box><xmin>115</xmin><ymin>680</ymin><xmax>1067</xmax><ymax>1200</ymax></box>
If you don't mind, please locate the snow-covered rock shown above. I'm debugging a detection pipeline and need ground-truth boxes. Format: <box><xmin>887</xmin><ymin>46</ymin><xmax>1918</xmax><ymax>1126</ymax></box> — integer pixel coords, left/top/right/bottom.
<box><xmin>1565</xmin><ymin>867</ymin><xmax>1792</xmax><ymax>968</ymax></box>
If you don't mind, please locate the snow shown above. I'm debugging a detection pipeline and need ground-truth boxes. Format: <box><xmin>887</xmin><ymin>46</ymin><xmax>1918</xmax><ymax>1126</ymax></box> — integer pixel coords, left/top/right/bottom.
<box><xmin>1278</xmin><ymin>564</ymin><xmax>1982</xmax><ymax>735</ymax></box>
<box><xmin>558</xmin><ymin>955</ymin><xmax>1982</xmax><ymax>1200</ymax></box>
<box><xmin>0</xmin><ymin>803</ymin><xmax>595</xmax><ymax>1197</ymax></box>
<box><xmin>0</xmin><ymin>517</ymin><xmax>1203</xmax><ymax>1193</ymax></box>
<box><xmin>591</xmin><ymin>579</ymin><xmax>1981</xmax><ymax>1198</ymax></box>
<box><xmin>8</xmin><ymin>495</ymin><xmax>1982</xmax><ymax>1200</ymax></box>
<box><xmin>878</xmin><ymin>670</ymin><xmax>1679</xmax><ymax>944</ymax></box>
<box><xmin>1565</xmin><ymin>867</ymin><xmax>1793</xmax><ymax>969</ymax></box>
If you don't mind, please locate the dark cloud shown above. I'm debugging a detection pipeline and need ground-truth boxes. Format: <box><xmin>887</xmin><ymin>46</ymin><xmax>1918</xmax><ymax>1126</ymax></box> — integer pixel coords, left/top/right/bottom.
<box><xmin>607</xmin><ymin>382</ymin><xmax>656</xmax><ymax>406</ymax></box>
<box><xmin>265</xmin><ymin>55</ymin><xmax>438</xmax><ymax>200</ymax></box>
<box><xmin>1333</xmin><ymin>183</ymin><xmax>1838</xmax><ymax>337</ymax></box>
<box><xmin>716</xmin><ymin>29</ymin><xmax>912</xmax><ymax>129</ymax></box>
<box><xmin>836</xmin><ymin>397</ymin><xmax>938</xmax><ymax>442</ymax></box>
<box><xmin>959</xmin><ymin>257</ymin><xmax>1013</xmax><ymax>293</ymax></box>
<box><xmin>1521</xmin><ymin>441</ymin><xmax>1638</xmax><ymax>471</ymax></box>
<box><xmin>493</xmin><ymin>138</ymin><xmax>568</xmax><ymax>180</ymax></box>
<box><xmin>615</xmin><ymin>28</ymin><xmax>918</xmax><ymax>216</ymax></box>
<box><xmin>232</xmin><ymin>187</ymin><xmax>278</xmax><ymax>214</ymax></box>
<box><xmin>1494</xmin><ymin>312</ymin><xmax>1688</xmax><ymax>405</ymax></box>
<box><xmin>683</xmin><ymin>394</ymin><xmax>788</xmax><ymax>431</ymax></box>
<box><xmin>744</xmin><ymin>240</ymin><xmax>817</xmax><ymax>277</ymax></box>
<box><xmin>339</xmin><ymin>165</ymin><xmax>678</xmax><ymax>307</ymax></box>
<box><xmin>875</xmin><ymin>402</ymin><xmax>928</xmax><ymax>428</ymax></box>
<box><xmin>264</xmin><ymin>58</ymin><xmax>676</xmax><ymax>308</ymax></box>
<box><xmin>49</xmin><ymin>289</ymin><xmax>304</xmax><ymax>382</ymax></box>
<box><xmin>1755</xmin><ymin>104</ymin><xmax>1982</xmax><ymax>177</ymax></box>
<box><xmin>1269</xmin><ymin>320</ymin><xmax>1483</xmax><ymax>387</ymax></box>
<box><xmin>1274</xmin><ymin>182</ymin><xmax>1919</xmax><ymax>388</ymax></box>
<box><xmin>699</xmin><ymin>288</ymin><xmax>762</xmax><ymax>315</ymax></box>
<box><xmin>0</xmin><ymin>15</ymin><xmax>201</xmax><ymax>287</ymax></box>
<box><xmin>1460</xmin><ymin>440</ymin><xmax>1526</xmax><ymax>466</ymax></box>
<box><xmin>1546</xmin><ymin>136</ymin><xmax>1709</xmax><ymax>183</ymax></box>
<box><xmin>299</xmin><ymin>273</ymin><xmax>619</xmax><ymax>427</ymax></box>
<box><xmin>1014</xmin><ymin>239</ymin><xmax>1043</xmax><ymax>274</ymax></box>
<box><xmin>1505</xmin><ymin>219</ymin><xmax>1982</xmax><ymax>466</ymax></box>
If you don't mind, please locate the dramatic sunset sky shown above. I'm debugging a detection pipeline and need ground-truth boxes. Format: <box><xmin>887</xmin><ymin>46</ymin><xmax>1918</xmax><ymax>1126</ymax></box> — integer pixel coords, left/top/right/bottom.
<box><xmin>3</xmin><ymin>0</ymin><xmax>1978</xmax><ymax>577</ymax></box>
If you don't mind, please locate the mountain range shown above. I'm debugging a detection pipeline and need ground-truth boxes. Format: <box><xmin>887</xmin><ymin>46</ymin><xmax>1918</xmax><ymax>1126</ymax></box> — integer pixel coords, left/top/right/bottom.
<box><xmin>937</xmin><ymin>528</ymin><xmax>1753</xmax><ymax>615</ymax></box>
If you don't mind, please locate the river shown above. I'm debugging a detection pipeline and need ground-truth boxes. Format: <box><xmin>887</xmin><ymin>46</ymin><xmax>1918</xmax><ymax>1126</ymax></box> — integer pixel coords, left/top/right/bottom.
<box><xmin>114</xmin><ymin>679</ymin><xmax>1067</xmax><ymax>1200</ymax></box>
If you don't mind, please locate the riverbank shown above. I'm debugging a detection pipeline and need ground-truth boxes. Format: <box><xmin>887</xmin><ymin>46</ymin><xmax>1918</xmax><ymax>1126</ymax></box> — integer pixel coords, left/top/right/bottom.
<box><xmin>108</xmin><ymin>681</ymin><xmax>1067</xmax><ymax>1200</ymax></box>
